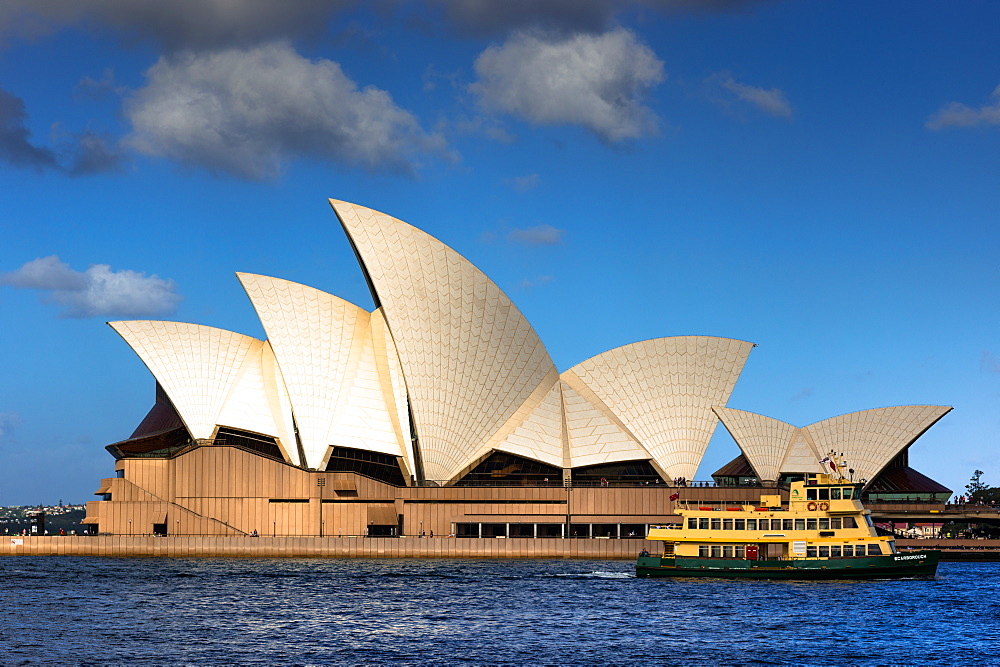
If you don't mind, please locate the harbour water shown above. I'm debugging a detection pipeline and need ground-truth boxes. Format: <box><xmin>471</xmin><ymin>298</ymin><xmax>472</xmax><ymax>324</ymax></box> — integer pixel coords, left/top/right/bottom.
<box><xmin>2</xmin><ymin>557</ymin><xmax>998</xmax><ymax>665</ymax></box>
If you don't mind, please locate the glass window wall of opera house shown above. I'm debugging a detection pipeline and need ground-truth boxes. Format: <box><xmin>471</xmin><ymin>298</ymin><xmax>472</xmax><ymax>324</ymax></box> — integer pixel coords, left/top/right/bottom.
<box><xmin>82</xmin><ymin>199</ymin><xmax>952</xmax><ymax>538</ymax></box>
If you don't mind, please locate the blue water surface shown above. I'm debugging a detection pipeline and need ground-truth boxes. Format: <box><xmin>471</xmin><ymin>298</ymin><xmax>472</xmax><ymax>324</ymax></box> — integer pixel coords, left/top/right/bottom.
<box><xmin>1</xmin><ymin>557</ymin><xmax>997</xmax><ymax>665</ymax></box>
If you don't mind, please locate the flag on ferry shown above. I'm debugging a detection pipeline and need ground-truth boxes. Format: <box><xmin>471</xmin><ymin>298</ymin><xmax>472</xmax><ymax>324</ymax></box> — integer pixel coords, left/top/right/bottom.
<box><xmin>669</xmin><ymin>492</ymin><xmax>679</xmax><ymax>501</ymax></box>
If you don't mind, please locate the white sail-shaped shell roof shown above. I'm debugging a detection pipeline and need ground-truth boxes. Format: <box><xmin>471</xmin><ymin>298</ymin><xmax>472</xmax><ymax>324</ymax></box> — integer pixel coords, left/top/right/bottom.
<box><xmin>238</xmin><ymin>273</ymin><xmax>408</xmax><ymax>471</ymax></box>
<box><xmin>562</xmin><ymin>336</ymin><xmax>754</xmax><ymax>480</ymax></box>
<box><xmin>805</xmin><ymin>406</ymin><xmax>952</xmax><ymax>483</ymax></box>
<box><xmin>560</xmin><ymin>380</ymin><xmax>649</xmax><ymax>468</ymax></box>
<box><xmin>108</xmin><ymin>321</ymin><xmax>292</xmax><ymax>455</ymax></box>
<box><xmin>713</xmin><ymin>408</ymin><xmax>801</xmax><ymax>482</ymax></box>
<box><xmin>330</xmin><ymin>199</ymin><xmax>558</xmax><ymax>481</ymax></box>
<box><xmin>716</xmin><ymin>405</ymin><xmax>952</xmax><ymax>484</ymax></box>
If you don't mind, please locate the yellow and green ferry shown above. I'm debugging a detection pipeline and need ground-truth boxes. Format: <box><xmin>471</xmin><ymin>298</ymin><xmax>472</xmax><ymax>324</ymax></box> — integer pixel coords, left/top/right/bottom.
<box><xmin>637</xmin><ymin>460</ymin><xmax>939</xmax><ymax>579</ymax></box>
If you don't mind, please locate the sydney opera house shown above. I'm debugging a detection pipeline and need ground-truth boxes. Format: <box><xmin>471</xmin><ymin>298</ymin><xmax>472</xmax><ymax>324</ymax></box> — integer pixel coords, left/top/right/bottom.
<box><xmin>82</xmin><ymin>199</ymin><xmax>951</xmax><ymax>538</ymax></box>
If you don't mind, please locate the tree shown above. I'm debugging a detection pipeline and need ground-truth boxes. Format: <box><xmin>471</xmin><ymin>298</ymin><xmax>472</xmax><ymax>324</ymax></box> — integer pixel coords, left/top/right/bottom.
<box><xmin>966</xmin><ymin>470</ymin><xmax>1000</xmax><ymax>504</ymax></box>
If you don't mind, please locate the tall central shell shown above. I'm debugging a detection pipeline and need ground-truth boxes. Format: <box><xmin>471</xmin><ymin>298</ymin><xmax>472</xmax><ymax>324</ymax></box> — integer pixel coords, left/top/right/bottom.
<box><xmin>330</xmin><ymin>200</ymin><xmax>558</xmax><ymax>481</ymax></box>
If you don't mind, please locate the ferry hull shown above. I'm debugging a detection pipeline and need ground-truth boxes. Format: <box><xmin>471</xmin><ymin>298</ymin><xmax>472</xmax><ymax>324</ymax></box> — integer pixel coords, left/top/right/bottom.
<box><xmin>636</xmin><ymin>550</ymin><xmax>939</xmax><ymax>580</ymax></box>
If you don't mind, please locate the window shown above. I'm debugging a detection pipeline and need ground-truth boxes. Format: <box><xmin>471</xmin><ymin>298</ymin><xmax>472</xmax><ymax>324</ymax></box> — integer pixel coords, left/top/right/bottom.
<box><xmin>688</xmin><ymin>518</ymin><xmax>697</xmax><ymax>529</ymax></box>
<box><xmin>819</xmin><ymin>518</ymin><xmax>830</xmax><ymax>530</ymax></box>
<box><xmin>831</xmin><ymin>518</ymin><xmax>842</xmax><ymax>529</ymax></box>
<box><xmin>699</xmin><ymin>545</ymin><xmax>709</xmax><ymax>557</ymax></box>
<box><xmin>867</xmin><ymin>544</ymin><xmax>882</xmax><ymax>556</ymax></box>
<box><xmin>807</xmin><ymin>519</ymin><xmax>817</xmax><ymax>530</ymax></box>
<box><xmin>806</xmin><ymin>546</ymin><xmax>817</xmax><ymax>558</ymax></box>
<box><xmin>711</xmin><ymin>518</ymin><xmax>721</xmax><ymax>530</ymax></box>
<box><xmin>746</xmin><ymin>519</ymin><xmax>756</xmax><ymax>530</ymax></box>
<box><xmin>830</xmin><ymin>545</ymin><xmax>841</xmax><ymax>557</ymax></box>
<box><xmin>735</xmin><ymin>519</ymin><xmax>745</xmax><ymax>530</ymax></box>
<box><xmin>699</xmin><ymin>518</ymin><xmax>709</xmax><ymax>530</ymax></box>
<box><xmin>711</xmin><ymin>545</ymin><xmax>722</xmax><ymax>557</ymax></box>
<box><xmin>723</xmin><ymin>545</ymin><xmax>734</xmax><ymax>558</ymax></box>
<box><xmin>843</xmin><ymin>545</ymin><xmax>854</xmax><ymax>557</ymax></box>
<box><xmin>830</xmin><ymin>488</ymin><xmax>841</xmax><ymax>500</ymax></box>
<box><xmin>888</xmin><ymin>541</ymin><xmax>897</xmax><ymax>554</ymax></box>
<box><xmin>794</xmin><ymin>519</ymin><xmax>805</xmax><ymax>531</ymax></box>
<box><xmin>844</xmin><ymin>517</ymin><xmax>857</xmax><ymax>529</ymax></box>
<box><xmin>783</xmin><ymin>519</ymin><xmax>793</xmax><ymax>531</ymax></box>
<box><xmin>818</xmin><ymin>546</ymin><xmax>830</xmax><ymax>557</ymax></box>
<box><xmin>842</xmin><ymin>487</ymin><xmax>853</xmax><ymax>499</ymax></box>
<box><xmin>864</xmin><ymin>515</ymin><xmax>874</xmax><ymax>528</ymax></box>
<box><xmin>818</xmin><ymin>488</ymin><xmax>829</xmax><ymax>500</ymax></box>
<box><xmin>723</xmin><ymin>519</ymin><xmax>733</xmax><ymax>530</ymax></box>
<box><xmin>735</xmin><ymin>545</ymin><xmax>745</xmax><ymax>558</ymax></box>
<box><xmin>806</xmin><ymin>488</ymin><xmax>817</xmax><ymax>500</ymax></box>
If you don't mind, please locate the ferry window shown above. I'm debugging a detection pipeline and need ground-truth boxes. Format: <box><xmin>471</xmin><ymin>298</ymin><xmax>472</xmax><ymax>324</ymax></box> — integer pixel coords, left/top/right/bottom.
<box><xmin>723</xmin><ymin>519</ymin><xmax>733</xmax><ymax>530</ymax></box>
<box><xmin>794</xmin><ymin>519</ymin><xmax>805</xmax><ymax>531</ymax></box>
<box><xmin>864</xmin><ymin>515</ymin><xmax>874</xmax><ymax>528</ymax></box>
<box><xmin>699</xmin><ymin>518</ymin><xmax>709</xmax><ymax>530</ymax></box>
<box><xmin>746</xmin><ymin>519</ymin><xmax>757</xmax><ymax>530</ymax></box>
<box><xmin>806</xmin><ymin>546</ymin><xmax>817</xmax><ymax>558</ymax></box>
<box><xmin>735</xmin><ymin>519</ymin><xmax>745</xmax><ymax>530</ymax></box>
<box><xmin>818</xmin><ymin>546</ymin><xmax>830</xmax><ymax>557</ymax></box>
<box><xmin>688</xmin><ymin>518</ymin><xmax>697</xmax><ymax>529</ymax></box>
<box><xmin>831</xmin><ymin>518</ymin><xmax>841</xmax><ymax>529</ymax></box>
<box><xmin>819</xmin><ymin>518</ymin><xmax>829</xmax><ymax>530</ymax></box>
<box><xmin>842</xmin><ymin>487</ymin><xmax>853</xmax><ymax>499</ymax></box>
<box><xmin>867</xmin><ymin>544</ymin><xmax>882</xmax><ymax>556</ymax></box>
<box><xmin>888</xmin><ymin>541</ymin><xmax>897</xmax><ymax>554</ymax></box>
<box><xmin>806</xmin><ymin>519</ymin><xmax>817</xmax><ymax>530</ymax></box>
<box><xmin>711</xmin><ymin>518</ymin><xmax>721</xmax><ymax>530</ymax></box>
<box><xmin>711</xmin><ymin>545</ymin><xmax>722</xmax><ymax>557</ymax></box>
<box><xmin>783</xmin><ymin>519</ymin><xmax>793</xmax><ymax>531</ymax></box>
<box><xmin>806</xmin><ymin>488</ymin><xmax>817</xmax><ymax>501</ymax></box>
<box><xmin>723</xmin><ymin>545</ymin><xmax>734</xmax><ymax>558</ymax></box>
<box><xmin>844</xmin><ymin>517</ymin><xmax>857</xmax><ymax>529</ymax></box>
<box><xmin>830</xmin><ymin>546</ymin><xmax>841</xmax><ymax>557</ymax></box>
<box><xmin>830</xmin><ymin>488</ymin><xmax>841</xmax><ymax>500</ymax></box>
<box><xmin>843</xmin><ymin>545</ymin><xmax>854</xmax><ymax>557</ymax></box>
<box><xmin>699</xmin><ymin>545</ymin><xmax>709</xmax><ymax>557</ymax></box>
<box><xmin>818</xmin><ymin>489</ymin><xmax>829</xmax><ymax>501</ymax></box>
<box><xmin>735</xmin><ymin>545</ymin><xmax>745</xmax><ymax>558</ymax></box>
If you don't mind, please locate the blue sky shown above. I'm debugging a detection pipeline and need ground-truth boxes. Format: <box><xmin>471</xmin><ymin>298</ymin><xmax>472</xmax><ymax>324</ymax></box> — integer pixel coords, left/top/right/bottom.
<box><xmin>1</xmin><ymin>1</ymin><xmax>997</xmax><ymax>505</ymax></box>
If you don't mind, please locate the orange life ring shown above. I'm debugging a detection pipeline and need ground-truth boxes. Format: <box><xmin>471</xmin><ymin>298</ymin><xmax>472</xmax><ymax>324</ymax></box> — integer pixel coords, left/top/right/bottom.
<box><xmin>807</xmin><ymin>501</ymin><xmax>817</xmax><ymax>511</ymax></box>
<box><xmin>818</xmin><ymin>502</ymin><xmax>829</xmax><ymax>511</ymax></box>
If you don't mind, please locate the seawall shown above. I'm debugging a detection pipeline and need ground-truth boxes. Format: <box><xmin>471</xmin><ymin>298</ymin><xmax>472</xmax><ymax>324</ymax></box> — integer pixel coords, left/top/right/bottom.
<box><xmin>2</xmin><ymin>535</ymin><xmax>640</xmax><ymax>559</ymax></box>
<box><xmin>4</xmin><ymin>536</ymin><xmax>998</xmax><ymax>560</ymax></box>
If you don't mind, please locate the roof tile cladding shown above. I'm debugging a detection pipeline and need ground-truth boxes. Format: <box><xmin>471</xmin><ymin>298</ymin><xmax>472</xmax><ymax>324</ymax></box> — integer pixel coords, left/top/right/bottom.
<box><xmin>237</xmin><ymin>273</ymin><xmax>407</xmax><ymax>471</ymax></box>
<box><xmin>330</xmin><ymin>199</ymin><xmax>558</xmax><ymax>481</ymax></box>
<box><xmin>110</xmin><ymin>321</ymin><xmax>266</xmax><ymax>441</ymax></box>
<box><xmin>563</xmin><ymin>336</ymin><xmax>754</xmax><ymax>481</ymax></box>
<box><xmin>713</xmin><ymin>407</ymin><xmax>798</xmax><ymax>482</ymax></box>
<box><xmin>714</xmin><ymin>406</ymin><xmax>952</xmax><ymax>484</ymax></box>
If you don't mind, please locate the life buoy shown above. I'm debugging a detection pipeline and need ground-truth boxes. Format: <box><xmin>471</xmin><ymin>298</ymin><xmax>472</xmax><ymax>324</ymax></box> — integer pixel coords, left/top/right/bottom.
<box><xmin>807</xmin><ymin>502</ymin><xmax>817</xmax><ymax>511</ymax></box>
<box><xmin>818</xmin><ymin>502</ymin><xmax>829</xmax><ymax>511</ymax></box>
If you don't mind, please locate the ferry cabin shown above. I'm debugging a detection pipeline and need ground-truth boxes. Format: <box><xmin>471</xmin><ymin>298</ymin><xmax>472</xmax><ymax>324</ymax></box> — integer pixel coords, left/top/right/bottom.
<box><xmin>648</xmin><ymin>477</ymin><xmax>898</xmax><ymax>561</ymax></box>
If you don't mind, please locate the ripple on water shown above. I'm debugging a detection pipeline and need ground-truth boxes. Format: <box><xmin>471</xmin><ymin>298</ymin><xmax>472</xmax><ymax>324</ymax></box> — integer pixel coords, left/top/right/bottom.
<box><xmin>1</xmin><ymin>558</ymin><xmax>998</xmax><ymax>665</ymax></box>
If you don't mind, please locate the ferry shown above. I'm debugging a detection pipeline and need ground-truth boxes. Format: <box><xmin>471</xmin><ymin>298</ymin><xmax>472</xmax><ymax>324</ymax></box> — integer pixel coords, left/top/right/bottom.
<box><xmin>637</xmin><ymin>457</ymin><xmax>939</xmax><ymax>579</ymax></box>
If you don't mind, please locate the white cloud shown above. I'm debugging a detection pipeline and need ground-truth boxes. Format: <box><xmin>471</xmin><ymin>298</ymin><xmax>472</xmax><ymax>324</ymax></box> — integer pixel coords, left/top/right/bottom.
<box><xmin>508</xmin><ymin>224</ymin><xmax>563</xmax><ymax>246</ymax></box>
<box><xmin>505</xmin><ymin>173</ymin><xmax>540</xmax><ymax>192</ymax></box>
<box><xmin>518</xmin><ymin>275</ymin><xmax>554</xmax><ymax>289</ymax></box>
<box><xmin>471</xmin><ymin>28</ymin><xmax>665</xmax><ymax>142</ymax></box>
<box><xmin>926</xmin><ymin>85</ymin><xmax>1000</xmax><ymax>130</ymax></box>
<box><xmin>718</xmin><ymin>73</ymin><xmax>792</xmax><ymax>117</ymax></box>
<box><xmin>125</xmin><ymin>42</ymin><xmax>449</xmax><ymax>180</ymax></box>
<box><xmin>1</xmin><ymin>255</ymin><xmax>182</xmax><ymax>318</ymax></box>
<box><xmin>0</xmin><ymin>411</ymin><xmax>22</xmax><ymax>449</ymax></box>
